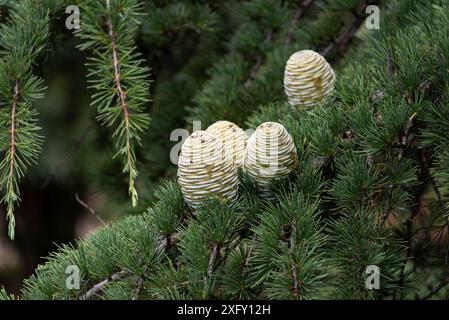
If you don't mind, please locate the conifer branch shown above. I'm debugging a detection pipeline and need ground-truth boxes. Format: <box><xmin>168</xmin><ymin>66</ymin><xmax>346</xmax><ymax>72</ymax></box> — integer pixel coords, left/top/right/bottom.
<box><xmin>244</xmin><ymin>0</ymin><xmax>313</xmax><ymax>89</ymax></box>
<box><xmin>284</xmin><ymin>0</ymin><xmax>313</xmax><ymax>48</ymax></box>
<box><xmin>0</xmin><ymin>1</ymin><xmax>55</xmax><ymax>239</ymax></box>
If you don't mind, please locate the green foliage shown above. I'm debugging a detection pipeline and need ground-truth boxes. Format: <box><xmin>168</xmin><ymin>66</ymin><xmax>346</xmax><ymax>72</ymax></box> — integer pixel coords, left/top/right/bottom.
<box><xmin>75</xmin><ymin>0</ymin><xmax>151</xmax><ymax>207</ymax></box>
<box><xmin>249</xmin><ymin>191</ymin><xmax>326</xmax><ymax>299</ymax></box>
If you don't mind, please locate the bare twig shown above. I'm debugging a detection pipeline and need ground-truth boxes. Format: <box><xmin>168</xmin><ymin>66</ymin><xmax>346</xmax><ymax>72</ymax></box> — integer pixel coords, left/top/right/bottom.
<box><xmin>75</xmin><ymin>193</ymin><xmax>106</xmax><ymax>226</ymax></box>
<box><xmin>291</xmin><ymin>260</ymin><xmax>300</xmax><ymax>298</ymax></box>
<box><xmin>132</xmin><ymin>265</ymin><xmax>148</xmax><ymax>300</ymax></box>
<box><xmin>132</xmin><ymin>276</ymin><xmax>145</xmax><ymax>300</ymax></box>
<box><xmin>380</xmin><ymin>204</ymin><xmax>391</xmax><ymax>227</ymax></box>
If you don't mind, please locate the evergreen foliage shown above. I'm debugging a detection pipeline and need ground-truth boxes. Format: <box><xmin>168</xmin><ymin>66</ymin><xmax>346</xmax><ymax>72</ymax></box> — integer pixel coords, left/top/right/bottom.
<box><xmin>0</xmin><ymin>0</ymin><xmax>62</xmax><ymax>239</ymax></box>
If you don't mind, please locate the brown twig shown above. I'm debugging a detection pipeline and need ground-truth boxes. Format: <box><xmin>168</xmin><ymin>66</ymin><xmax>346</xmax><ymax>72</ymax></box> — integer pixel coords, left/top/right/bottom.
<box><xmin>80</xmin><ymin>270</ymin><xmax>128</xmax><ymax>300</ymax></box>
<box><xmin>387</xmin><ymin>49</ymin><xmax>395</xmax><ymax>79</ymax></box>
<box><xmin>8</xmin><ymin>79</ymin><xmax>20</xmax><ymax>188</ymax></box>
<box><xmin>396</xmin><ymin>150</ymin><xmax>432</xmax><ymax>299</ymax></box>
<box><xmin>106</xmin><ymin>3</ymin><xmax>130</xmax><ymax>129</ymax></box>
<box><xmin>423</xmin><ymin>152</ymin><xmax>449</xmax><ymax>236</ymax></box>
<box><xmin>320</xmin><ymin>1</ymin><xmax>380</xmax><ymax>61</ymax></box>
<box><xmin>40</xmin><ymin>125</ymin><xmax>93</xmax><ymax>190</ymax></box>
<box><xmin>380</xmin><ymin>204</ymin><xmax>391</xmax><ymax>227</ymax></box>
<box><xmin>244</xmin><ymin>31</ymin><xmax>272</xmax><ymax>89</ymax></box>
<box><xmin>284</xmin><ymin>0</ymin><xmax>313</xmax><ymax>48</ymax></box>
<box><xmin>244</xmin><ymin>0</ymin><xmax>313</xmax><ymax>89</ymax></box>
<box><xmin>417</xmin><ymin>277</ymin><xmax>449</xmax><ymax>300</ymax></box>
<box><xmin>156</xmin><ymin>234</ymin><xmax>178</xmax><ymax>252</ymax></box>
<box><xmin>291</xmin><ymin>262</ymin><xmax>300</xmax><ymax>298</ymax></box>
<box><xmin>75</xmin><ymin>193</ymin><xmax>106</xmax><ymax>226</ymax></box>
<box><xmin>203</xmin><ymin>243</ymin><xmax>220</xmax><ymax>295</ymax></box>
<box><xmin>132</xmin><ymin>276</ymin><xmax>145</xmax><ymax>300</ymax></box>
<box><xmin>105</xmin><ymin>0</ymin><xmax>137</xmax><ymax>203</ymax></box>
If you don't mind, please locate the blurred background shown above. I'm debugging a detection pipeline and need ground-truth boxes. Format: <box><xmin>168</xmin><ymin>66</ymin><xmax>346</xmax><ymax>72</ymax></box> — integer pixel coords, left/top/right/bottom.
<box><xmin>0</xmin><ymin>0</ymin><xmax>395</xmax><ymax>295</ymax></box>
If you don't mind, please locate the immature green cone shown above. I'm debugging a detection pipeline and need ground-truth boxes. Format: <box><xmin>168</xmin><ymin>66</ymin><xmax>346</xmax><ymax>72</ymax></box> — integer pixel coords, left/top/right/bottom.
<box><xmin>206</xmin><ymin>120</ymin><xmax>248</xmax><ymax>168</ymax></box>
<box><xmin>178</xmin><ymin>130</ymin><xmax>239</xmax><ymax>208</ymax></box>
<box><xmin>284</xmin><ymin>50</ymin><xmax>335</xmax><ymax>109</ymax></box>
<box><xmin>243</xmin><ymin>122</ymin><xmax>298</xmax><ymax>200</ymax></box>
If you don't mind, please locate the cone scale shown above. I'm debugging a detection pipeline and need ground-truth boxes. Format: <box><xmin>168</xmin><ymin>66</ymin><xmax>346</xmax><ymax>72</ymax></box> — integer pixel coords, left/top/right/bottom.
<box><xmin>206</xmin><ymin>120</ymin><xmax>248</xmax><ymax>168</ymax></box>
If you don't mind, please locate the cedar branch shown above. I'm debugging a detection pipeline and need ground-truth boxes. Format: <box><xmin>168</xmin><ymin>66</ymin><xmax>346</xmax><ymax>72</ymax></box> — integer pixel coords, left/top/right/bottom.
<box><xmin>320</xmin><ymin>1</ymin><xmax>380</xmax><ymax>61</ymax></box>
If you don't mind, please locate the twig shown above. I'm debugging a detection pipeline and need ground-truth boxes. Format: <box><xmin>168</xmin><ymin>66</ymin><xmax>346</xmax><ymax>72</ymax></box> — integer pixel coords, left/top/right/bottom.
<box><xmin>380</xmin><ymin>204</ymin><xmax>391</xmax><ymax>227</ymax></box>
<box><xmin>233</xmin><ymin>237</ymin><xmax>257</xmax><ymax>290</ymax></box>
<box><xmin>387</xmin><ymin>49</ymin><xmax>395</xmax><ymax>79</ymax></box>
<box><xmin>105</xmin><ymin>0</ymin><xmax>137</xmax><ymax>205</ymax></box>
<box><xmin>80</xmin><ymin>270</ymin><xmax>128</xmax><ymax>300</ymax></box>
<box><xmin>132</xmin><ymin>265</ymin><xmax>148</xmax><ymax>300</ymax></box>
<box><xmin>79</xmin><ymin>234</ymin><xmax>177</xmax><ymax>300</ymax></box>
<box><xmin>40</xmin><ymin>125</ymin><xmax>93</xmax><ymax>190</ymax></box>
<box><xmin>291</xmin><ymin>260</ymin><xmax>300</xmax><ymax>298</ymax></box>
<box><xmin>75</xmin><ymin>193</ymin><xmax>106</xmax><ymax>226</ymax></box>
<box><xmin>244</xmin><ymin>0</ymin><xmax>313</xmax><ymax>89</ymax></box>
<box><xmin>132</xmin><ymin>276</ymin><xmax>145</xmax><ymax>300</ymax></box>
<box><xmin>395</xmin><ymin>150</ymin><xmax>431</xmax><ymax>299</ymax></box>
<box><xmin>244</xmin><ymin>32</ymin><xmax>271</xmax><ymax>89</ymax></box>
<box><xmin>423</xmin><ymin>152</ymin><xmax>449</xmax><ymax>237</ymax></box>
<box><xmin>284</xmin><ymin>0</ymin><xmax>313</xmax><ymax>48</ymax></box>
<box><xmin>203</xmin><ymin>243</ymin><xmax>220</xmax><ymax>295</ymax></box>
<box><xmin>418</xmin><ymin>277</ymin><xmax>449</xmax><ymax>300</ymax></box>
<box><xmin>8</xmin><ymin>79</ymin><xmax>20</xmax><ymax>191</ymax></box>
